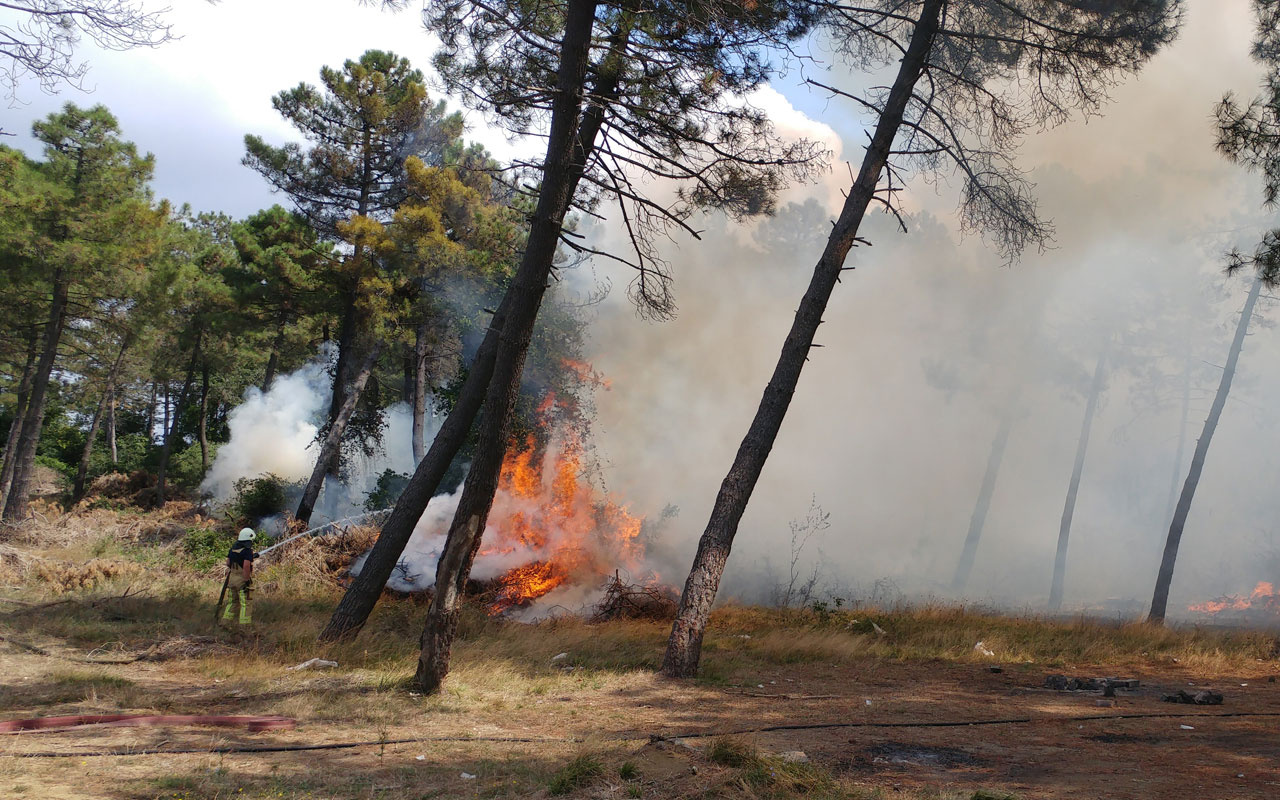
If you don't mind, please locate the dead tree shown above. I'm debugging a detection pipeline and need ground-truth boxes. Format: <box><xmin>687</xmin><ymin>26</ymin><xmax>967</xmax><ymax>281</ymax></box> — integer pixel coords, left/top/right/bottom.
<box><xmin>662</xmin><ymin>0</ymin><xmax>1182</xmax><ymax>677</ymax></box>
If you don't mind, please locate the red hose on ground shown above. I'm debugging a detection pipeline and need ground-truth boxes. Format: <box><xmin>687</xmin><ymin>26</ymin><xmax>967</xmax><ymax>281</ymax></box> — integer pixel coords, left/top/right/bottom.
<box><xmin>0</xmin><ymin>714</ymin><xmax>296</xmax><ymax>733</ymax></box>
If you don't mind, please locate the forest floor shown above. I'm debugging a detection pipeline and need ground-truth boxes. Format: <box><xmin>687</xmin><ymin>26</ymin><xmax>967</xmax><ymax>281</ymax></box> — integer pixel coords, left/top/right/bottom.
<box><xmin>2</xmin><ymin>504</ymin><xmax>1279</xmax><ymax>799</ymax></box>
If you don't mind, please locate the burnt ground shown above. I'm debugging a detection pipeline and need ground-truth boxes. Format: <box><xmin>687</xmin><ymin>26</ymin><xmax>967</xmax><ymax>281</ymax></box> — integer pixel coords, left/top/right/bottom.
<box><xmin>2</xmin><ymin>642</ymin><xmax>1278</xmax><ymax>799</ymax></box>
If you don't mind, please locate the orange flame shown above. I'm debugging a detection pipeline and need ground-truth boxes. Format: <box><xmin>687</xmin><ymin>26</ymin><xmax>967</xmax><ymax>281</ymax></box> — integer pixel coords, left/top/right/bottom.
<box><xmin>562</xmin><ymin>358</ymin><xmax>612</xmax><ymax>390</ymax></box>
<box><xmin>479</xmin><ymin>382</ymin><xmax>644</xmax><ymax>613</ymax></box>
<box><xmin>1188</xmin><ymin>581</ymin><xmax>1280</xmax><ymax>615</ymax></box>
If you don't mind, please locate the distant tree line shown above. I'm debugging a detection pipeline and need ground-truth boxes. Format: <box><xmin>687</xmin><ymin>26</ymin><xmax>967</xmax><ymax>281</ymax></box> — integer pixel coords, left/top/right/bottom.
<box><xmin>0</xmin><ymin>49</ymin><xmax>592</xmax><ymax>522</ymax></box>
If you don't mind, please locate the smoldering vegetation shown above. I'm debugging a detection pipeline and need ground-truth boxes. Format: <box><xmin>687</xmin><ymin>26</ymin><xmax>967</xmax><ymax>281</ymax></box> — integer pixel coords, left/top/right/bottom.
<box><xmin>575</xmin><ymin>6</ymin><xmax>1280</xmax><ymax>615</ymax></box>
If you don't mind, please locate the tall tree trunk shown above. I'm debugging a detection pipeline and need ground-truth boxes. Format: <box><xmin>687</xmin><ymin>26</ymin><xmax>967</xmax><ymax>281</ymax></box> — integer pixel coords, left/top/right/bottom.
<box><xmin>318</xmin><ymin>309</ymin><xmax>504</xmax><ymax>642</ymax></box>
<box><xmin>199</xmin><ymin>360</ymin><xmax>210</xmax><ymax>475</ymax></box>
<box><xmin>1149</xmin><ymin>275</ymin><xmax>1262</xmax><ymax>624</ymax></box>
<box><xmin>1047</xmin><ymin>344</ymin><xmax>1109</xmax><ymax>612</ymax></box>
<box><xmin>162</xmin><ymin>381</ymin><xmax>170</xmax><ymax>449</ymax></box>
<box><xmin>660</xmin><ymin>0</ymin><xmax>945</xmax><ymax>678</ymax></box>
<box><xmin>413</xmin><ymin>0</ymin><xmax>608</xmax><ymax>694</ymax></box>
<box><xmin>73</xmin><ymin>335</ymin><xmax>133</xmax><ymax>501</ymax></box>
<box><xmin>1164</xmin><ymin>353</ymin><xmax>1193</xmax><ymax>527</ymax></box>
<box><xmin>951</xmin><ymin>406</ymin><xmax>1016</xmax><ymax>593</ymax></box>
<box><xmin>145</xmin><ymin>381</ymin><xmax>157</xmax><ymax>444</ymax></box>
<box><xmin>0</xmin><ymin>328</ymin><xmax>41</xmax><ymax>519</ymax></box>
<box><xmin>4</xmin><ymin>273</ymin><xmax>71</xmax><ymax>521</ymax></box>
<box><xmin>262</xmin><ymin>317</ymin><xmax>287</xmax><ymax>392</ymax></box>
<box><xmin>106</xmin><ymin>385</ymin><xmax>117</xmax><ymax>465</ymax></box>
<box><xmin>295</xmin><ymin>342</ymin><xmax>384</xmax><ymax>526</ymax></box>
<box><xmin>326</xmin><ymin>295</ymin><xmax>364</xmax><ymax>478</ymax></box>
<box><xmin>412</xmin><ymin>321</ymin><xmax>430</xmax><ymax>465</ymax></box>
<box><xmin>156</xmin><ymin>330</ymin><xmax>203</xmax><ymax>505</ymax></box>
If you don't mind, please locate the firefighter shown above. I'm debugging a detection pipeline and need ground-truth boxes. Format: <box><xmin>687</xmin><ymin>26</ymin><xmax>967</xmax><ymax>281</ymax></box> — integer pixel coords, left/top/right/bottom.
<box><xmin>221</xmin><ymin>527</ymin><xmax>257</xmax><ymax>626</ymax></box>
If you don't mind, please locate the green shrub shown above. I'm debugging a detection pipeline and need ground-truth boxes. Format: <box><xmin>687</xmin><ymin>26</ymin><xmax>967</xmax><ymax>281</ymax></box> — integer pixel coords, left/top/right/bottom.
<box><xmin>169</xmin><ymin>442</ymin><xmax>218</xmax><ymax>492</ymax></box>
<box><xmin>183</xmin><ymin>527</ymin><xmax>233</xmax><ymax>570</ymax></box>
<box><xmin>226</xmin><ymin>473</ymin><xmax>295</xmax><ymax>525</ymax></box>
<box><xmin>364</xmin><ymin>469</ymin><xmax>409</xmax><ymax>511</ymax></box>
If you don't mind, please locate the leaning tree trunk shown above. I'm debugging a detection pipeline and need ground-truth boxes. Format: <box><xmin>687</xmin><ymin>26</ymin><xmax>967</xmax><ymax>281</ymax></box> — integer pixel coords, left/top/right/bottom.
<box><xmin>1163</xmin><ymin>352</ymin><xmax>1193</xmax><ymax>527</ymax></box>
<box><xmin>411</xmin><ymin>321</ymin><xmax>430</xmax><ymax>465</ymax></box>
<box><xmin>73</xmin><ymin>335</ymin><xmax>134</xmax><ymax>501</ymax></box>
<box><xmin>413</xmin><ymin>0</ymin><xmax>608</xmax><ymax>694</ymax></box>
<box><xmin>295</xmin><ymin>342</ymin><xmax>384</xmax><ymax>526</ymax></box>
<box><xmin>951</xmin><ymin>405</ymin><xmax>1017</xmax><ymax>593</ymax></box>
<box><xmin>0</xmin><ymin>328</ymin><xmax>41</xmax><ymax>518</ymax></box>
<box><xmin>660</xmin><ymin>0</ymin><xmax>944</xmax><ymax>678</ymax></box>
<box><xmin>318</xmin><ymin>309</ymin><xmax>504</xmax><ymax>641</ymax></box>
<box><xmin>1047</xmin><ymin>345</ymin><xmax>1109</xmax><ymax>612</ymax></box>
<box><xmin>4</xmin><ymin>273</ymin><xmax>71</xmax><ymax>521</ymax></box>
<box><xmin>155</xmin><ymin>329</ymin><xmax>203</xmax><ymax>506</ymax></box>
<box><xmin>1149</xmin><ymin>275</ymin><xmax>1262</xmax><ymax>624</ymax></box>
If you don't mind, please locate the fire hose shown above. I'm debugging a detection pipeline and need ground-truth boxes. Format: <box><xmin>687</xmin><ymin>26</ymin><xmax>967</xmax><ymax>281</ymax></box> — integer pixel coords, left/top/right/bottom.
<box><xmin>0</xmin><ymin>714</ymin><xmax>296</xmax><ymax>734</ymax></box>
<box><xmin>5</xmin><ymin>710</ymin><xmax>1280</xmax><ymax>757</ymax></box>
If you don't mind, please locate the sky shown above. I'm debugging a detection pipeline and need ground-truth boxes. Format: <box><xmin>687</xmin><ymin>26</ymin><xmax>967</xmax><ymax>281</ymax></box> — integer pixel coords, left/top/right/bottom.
<box><xmin>4</xmin><ymin>0</ymin><xmax>1279</xmax><ymax>616</ymax></box>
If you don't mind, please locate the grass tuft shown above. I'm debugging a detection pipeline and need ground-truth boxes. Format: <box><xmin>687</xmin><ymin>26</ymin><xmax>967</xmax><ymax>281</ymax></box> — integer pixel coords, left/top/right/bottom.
<box><xmin>547</xmin><ymin>753</ymin><xmax>605</xmax><ymax>795</ymax></box>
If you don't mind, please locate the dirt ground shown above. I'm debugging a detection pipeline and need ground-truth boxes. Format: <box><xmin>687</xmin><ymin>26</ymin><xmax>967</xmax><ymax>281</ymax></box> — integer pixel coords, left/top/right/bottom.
<box><xmin>3</xmin><ymin>634</ymin><xmax>1278</xmax><ymax>799</ymax></box>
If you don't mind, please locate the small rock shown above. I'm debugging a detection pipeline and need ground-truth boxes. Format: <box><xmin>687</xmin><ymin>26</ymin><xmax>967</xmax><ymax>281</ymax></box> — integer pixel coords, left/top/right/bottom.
<box><xmin>865</xmin><ymin>699</ymin><xmax>872</xmax><ymax>706</ymax></box>
<box><xmin>757</xmin><ymin>684</ymin><xmax>765</xmax><ymax>688</ymax></box>
<box><xmin>287</xmin><ymin>658</ymin><xmax>338</xmax><ymax>671</ymax></box>
<box><xmin>415</xmin><ymin>755</ymin><xmax>426</xmax><ymax>761</ymax></box>
<box><xmin>737</xmin><ymin>634</ymin><xmax>752</xmax><ymax>639</ymax></box>
<box><xmin>551</xmin><ymin>652</ymin><xmax>568</xmax><ymax>662</ymax></box>
<box><xmin>460</xmin><ymin>772</ymin><xmax>476</xmax><ymax>780</ymax></box>
<box><xmin>1180</xmin><ymin>725</ymin><xmax>1195</xmax><ymax>730</ymax></box>
<box><xmin>1096</xmin><ymin>699</ymin><xmax>1115</xmax><ymax>707</ymax></box>
<box><xmin>1237</xmin><ymin>773</ymin><xmax>1245</xmax><ymax>778</ymax></box>
<box><xmin>780</xmin><ymin>751</ymin><xmax>809</xmax><ymax>763</ymax></box>
<box><xmin>989</xmin><ymin>666</ymin><xmax>1003</xmax><ymax>674</ymax></box>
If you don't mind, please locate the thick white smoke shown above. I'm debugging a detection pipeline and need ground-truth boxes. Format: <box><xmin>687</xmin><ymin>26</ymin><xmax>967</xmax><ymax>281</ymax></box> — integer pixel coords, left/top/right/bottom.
<box><xmin>202</xmin><ymin>349</ymin><xmax>426</xmax><ymax>525</ymax></box>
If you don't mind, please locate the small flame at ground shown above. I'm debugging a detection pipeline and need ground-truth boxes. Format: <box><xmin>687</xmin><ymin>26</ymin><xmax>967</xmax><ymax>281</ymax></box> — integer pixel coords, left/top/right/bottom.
<box><xmin>1188</xmin><ymin>581</ymin><xmax>1280</xmax><ymax>616</ymax></box>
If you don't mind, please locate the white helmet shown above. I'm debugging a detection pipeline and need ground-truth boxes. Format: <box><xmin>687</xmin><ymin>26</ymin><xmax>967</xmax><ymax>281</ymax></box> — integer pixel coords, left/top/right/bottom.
<box><xmin>237</xmin><ymin>528</ymin><xmax>256</xmax><ymax>542</ymax></box>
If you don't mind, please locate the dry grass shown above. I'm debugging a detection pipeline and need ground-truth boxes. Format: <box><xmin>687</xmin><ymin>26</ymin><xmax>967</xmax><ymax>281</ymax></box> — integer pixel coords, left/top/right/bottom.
<box><xmin>2</xmin><ymin>508</ymin><xmax>1279</xmax><ymax>799</ymax></box>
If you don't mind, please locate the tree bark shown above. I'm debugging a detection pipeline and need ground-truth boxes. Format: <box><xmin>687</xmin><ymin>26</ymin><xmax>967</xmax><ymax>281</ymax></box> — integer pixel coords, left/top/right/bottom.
<box><xmin>1047</xmin><ymin>345</ymin><xmax>1109</xmax><ymax>612</ymax></box>
<box><xmin>155</xmin><ymin>329</ymin><xmax>203</xmax><ymax>505</ymax></box>
<box><xmin>199</xmin><ymin>359</ymin><xmax>210</xmax><ymax>475</ymax></box>
<box><xmin>4</xmin><ymin>273</ymin><xmax>70</xmax><ymax>520</ymax></box>
<box><xmin>413</xmin><ymin>0</ymin><xmax>607</xmax><ymax>694</ymax></box>
<box><xmin>295</xmin><ymin>341</ymin><xmax>384</xmax><ymax>526</ymax></box>
<box><xmin>1149</xmin><ymin>275</ymin><xmax>1262</xmax><ymax>624</ymax></box>
<box><xmin>106</xmin><ymin>385</ymin><xmax>117</xmax><ymax>465</ymax></box>
<box><xmin>660</xmin><ymin>0</ymin><xmax>945</xmax><ymax>678</ymax></box>
<box><xmin>1164</xmin><ymin>352</ymin><xmax>1193</xmax><ymax>527</ymax></box>
<box><xmin>951</xmin><ymin>405</ymin><xmax>1016</xmax><ymax>593</ymax></box>
<box><xmin>73</xmin><ymin>335</ymin><xmax>133</xmax><ymax>502</ymax></box>
<box><xmin>0</xmin><ymin>327</ymin><xmax>41</xmax><ymax>519</ymax></box>
<box><xmin>412</xmin><ymin>321</ymin><xmax>430</xmax><ymax>465</ymax></box>
<box><xmin>145</xmin><ymin>381</ymin><xmax>157</xmax><ymax>444</ymax></box>
<box><xmin>262</xmin><ymin>317</ymin><xmax>287</xmax><ymax>393</ymax></box>
<box><xmin>318</xmin><ymin>309</ymin><xmax>504</xmax><ymax>642</ymax></box>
